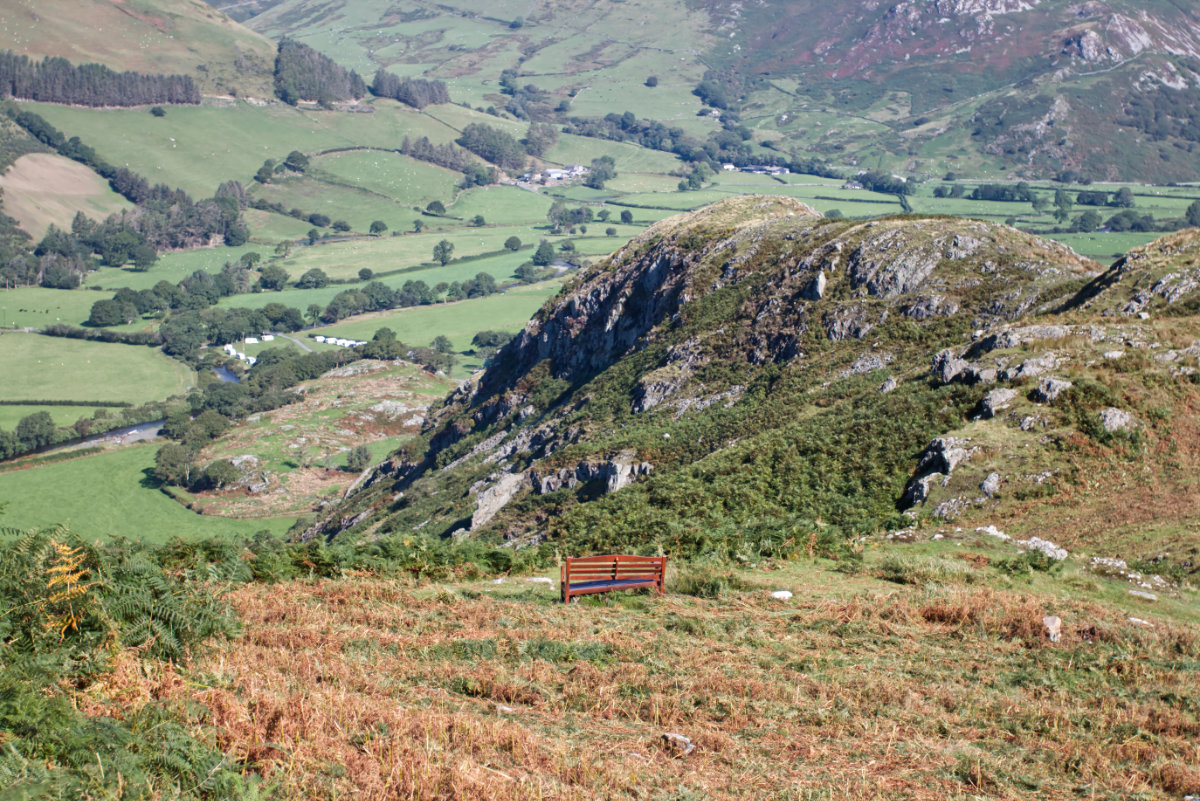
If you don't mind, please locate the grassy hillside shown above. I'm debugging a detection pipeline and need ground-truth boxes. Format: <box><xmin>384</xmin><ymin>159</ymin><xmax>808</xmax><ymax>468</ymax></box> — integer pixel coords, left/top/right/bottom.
<box><xmin>0</xmin><ymin>0</ymin><xmax>276</xmax><ymax>97</ymax></box>
<box><xmin>0</xmin><ymin>153</ymin><xmax>132</xmax><ymax>238</ymax></box>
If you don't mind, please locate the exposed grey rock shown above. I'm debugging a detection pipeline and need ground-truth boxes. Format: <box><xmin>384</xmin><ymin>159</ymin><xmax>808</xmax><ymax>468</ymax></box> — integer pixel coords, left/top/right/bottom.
<box><xmin>945</xmin><ymin>233</ymin><xmax>983</xmax><ymax>260</ymax></box>
<box><xmin>965</xmin><ymin>366</ymin><xmax>998</xmax><ymax>384</ymax></box>
<box><xmin>802</xmin><ymin>270</ymin><xmax>826</xmax><ymax>300</ymax></box>
<box><xmin>916</xmin><ymin>437</ymin><xmax>972</xmax><ymax>476</ymax></box>
<box><xmin>839</xmin><ymin>352</ymin><xmax>893</xmax><ymax>378</ymax></box>
<box><xmin>845</xmin><ymin>228</ymin><xmax>942</xmax><ymax>298</ymax></box>
<box><xmin>976</xmin><ymin>525</ymin><xmax>1010</xmax><ymax>541</ymax></box>
<box><xmin>1008</xmin><ymin>352</ymin><xmax>1060</xmax><ymax>380</ymax></box>
<box><xmin>1018</xmin><ymin>536</ymin><xmax>1067</xmax><ymax>561</ymax></box>
<box><xmin>972</xmin><ymin>325</ymin><xmax>1070</xmax><ymax>354</ymax></box>
<box><xmin>932</xmin><ymin>348</ymin><xmax>969</xmax><ymax>384</ymax></box>
<box><xmin>933</xmin><ymin>496</ymin><xmax>969</xmax><ymax>519</ymax></box>
<box><xmin>672</xmin><ymin>385</ymin><xmax>745</xmax><ymax>418</ymax></box>
<box><xmin>980</xmin><ymin>472</ymin><xmax>1002</xmax><ymax>497</ymax></box>
<box><xmin>471</xmin><ymin>471</ymin><xmax>529</xmax><ymax>530</ymax></box>
<box><xmin>1128</xmin><ymin>589</ymin><xmax>1158</xmax><ymax>601</ymax></box>
<box><xmin>978</xmin><ymin>387</ymin><xmax>1018</xmax><ymax>419</ymax></box>
<box><xmin>886</xmin><ymin>528</ymin><xmax>919</xmax><ymax>542</ymax></box>
<box><xmin>902</xmin><ymin>293</ymin><xmax>960</xmax><ymax>321</ymax></box>
<box><xmin>824</xmin><ymin>305</ymin><xmax>882</xmax><ymax>341</ymax></box>
<box><xmin>1019</xmin><ymin>415</ymin><xmax>1043</xmax><ymax>431</ymax></box>
<box><xmin>604</xmin><ymin>452</ymin><xmax>654</xmax><ymax>493</ymax></box>
<box><xmin>1120</xmin><ymin>268</ymin><xmax>1200</xmax><ymax>315</ymax></box>
<box><xmin>901</xmin><ymin>473</ymin><xmax>943</xmax><ymax>507</ymax></box>
<box><xmin>230</xmin><ymin>454</ymin><xmax>259</xmax><ymax>470</ymax></box>
<box><xmin>367</xmin><ymin>400</ymin><xmax>415</xmax><ymax>419</ymax></box>
<box><xmin>1088</xmin><ymin>556</ymin><xmax>1171</xmax><ymax>591</ymax></box>
<box><xmin>878</xmin><ymin>375</ymin><xmax>898</xmax><ymax>393</ymax></box>
<box><xmin>1098</xmin><ymin>407</ymin><xmax>1135</xmax><ymax>432</ymax></box>
<box><xmin>1034</xmin><ymin>377</ymin><xmax>1073</xmax><ymax>403</ymax></box>
<box><xmin>533</xmin><ymin>452</ymin><xmax>653</xmax><ymax>495</ymax></box>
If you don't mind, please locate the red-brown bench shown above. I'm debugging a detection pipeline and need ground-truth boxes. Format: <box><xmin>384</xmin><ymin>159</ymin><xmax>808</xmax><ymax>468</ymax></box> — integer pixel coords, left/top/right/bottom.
<box><xmin>560</xmin><ymin>554</ymin><xmax>666</xmax><ymax>603</ymax></box>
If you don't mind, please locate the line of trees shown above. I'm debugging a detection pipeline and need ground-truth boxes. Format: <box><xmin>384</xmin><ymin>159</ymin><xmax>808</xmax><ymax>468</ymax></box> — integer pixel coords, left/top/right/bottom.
<box><xmin>0</xmin><ymin>50</ymin><xmax>199</xmax><ymax>106</ymax></box>
<box><xmin>369</xmin><ymin>71</ymin><xmax>449</xmax><ymax>108</ymax></box>
<box><xmin>0</xmin><ymin>400</ymin><xmax>169</xmax><ymax>463</ymax></box>
<box><xmin>274</xmin><ymin>39</ymin><xmax>366</xmax><ymax>106</ymax></box>
<box><xmin>399</xmin><ymin>136</ymin><xmax>497</xmax><ymax>186</ymax></box>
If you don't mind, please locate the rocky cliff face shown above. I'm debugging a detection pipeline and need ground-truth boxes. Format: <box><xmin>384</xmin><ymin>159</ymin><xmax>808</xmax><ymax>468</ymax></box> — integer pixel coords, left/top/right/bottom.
<box><xmin>307</xmin><ymin>198</ymin><xmax>1200</xmax><ymax>573</ymax></box>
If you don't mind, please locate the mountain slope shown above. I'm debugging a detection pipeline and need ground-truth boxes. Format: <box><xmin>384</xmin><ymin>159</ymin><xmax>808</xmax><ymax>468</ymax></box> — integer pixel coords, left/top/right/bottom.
<box><xmin>1</xmin><ymin>0</ymin><xmax>276</xmax><ymax>97</ymax></box>
<box><xmin>307</xmin><ymin>196</ymin><xmax>1200</xmax><ymax>575</ymax></box>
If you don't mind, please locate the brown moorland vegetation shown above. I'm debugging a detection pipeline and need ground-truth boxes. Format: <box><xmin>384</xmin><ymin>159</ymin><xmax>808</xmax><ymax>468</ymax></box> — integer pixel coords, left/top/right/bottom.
<box><xmin>81</xmin><ymin>554</ymin><xmax>1200</xmax><ymax>800</ymax></box>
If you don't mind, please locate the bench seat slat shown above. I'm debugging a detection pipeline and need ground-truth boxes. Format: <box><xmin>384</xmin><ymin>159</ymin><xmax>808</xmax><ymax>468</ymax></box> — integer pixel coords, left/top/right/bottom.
<box><xmin>569</xmin><ymin>579</ymin><xmax>657</xmax><ymax>591</ymax></box>
<box><xmin>562</xmin><ymin>554</ymin><xmax>666</xmax><ymax>603</ymax></box>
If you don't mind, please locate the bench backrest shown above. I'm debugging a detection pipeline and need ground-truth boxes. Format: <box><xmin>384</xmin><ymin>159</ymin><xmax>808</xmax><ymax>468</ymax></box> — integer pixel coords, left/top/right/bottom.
<box><xmin>562</xmin><ymin>554</ymin><xmax>666</xmax><ymax>583</ymax></box>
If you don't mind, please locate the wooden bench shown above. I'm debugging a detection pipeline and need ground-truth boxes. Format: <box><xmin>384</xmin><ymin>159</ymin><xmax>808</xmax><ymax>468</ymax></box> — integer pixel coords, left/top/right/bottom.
<box><xmin>560</xmin><ymin>554</ymin><xmax>666</xmax><ymax>603</ymax></box>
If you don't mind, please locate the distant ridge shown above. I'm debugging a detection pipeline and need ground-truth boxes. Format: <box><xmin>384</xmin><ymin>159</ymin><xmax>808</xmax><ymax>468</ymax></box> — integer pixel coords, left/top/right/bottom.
<box><xmin>1</xmin><ymin>0</ymin><xmax>276</xmax><ymax>98</ymax></box>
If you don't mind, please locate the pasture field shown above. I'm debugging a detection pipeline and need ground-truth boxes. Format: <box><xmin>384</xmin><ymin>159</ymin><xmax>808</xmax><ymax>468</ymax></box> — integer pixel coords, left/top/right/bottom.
<box><xmin>251</xmin><ymin>175</ymin><xmax>436</xmax><ymax>233</ymax></box>
<box><xmin>1044</xmin><ymin>232</ymin><xmax>1159</xmax><ymax>263</ymax></box>
<box><xmin>0</xmin><ymin>445</ymin><xmax>294</xmax><ymax>541</ymax></box>
<box><xmin>311</xmin><ymin>150</ymin><xmax>462</xmax><ymax>208</ymax></box>
<box><xmin>0</xmin><ymin>287</ymin><xmax>100</xmax><ymax>329</ymax></box>
<box><xmin>213</xmin><ymin>249</ymin><xmax>539</xmax><ymax>314</ymax></box>
<box><xmin>0</xmin><ymin>334</ymin><xmax>194</xmax><ymax>404</ymax></box>
<box><xmin>447</xmin><ymin>186</ymin><xmax>553</xmax><ymax>226</ymax></box>
<box><xmin>0</xmin><ymin>404</ymin><xmax>106</xmax><ymax>431</ymax></box>
<box><xmin>545</xmin><ymin>133</ymin><xmax>683</xmax><ymax>174</ymax></box>
<box><xmin>21</xmin><ymin>101</ymin><xmax>469</xmax><ymax>197</ymax></box>
<box><xmin>256</xmin><ymin>225</ymin><xmax>545</xmax><ymax>281</ymax></box>
<box><xmin>92</xmin><ymin>244</ymin><xmax>273</xmax><ymax>292</ymax></box>
<box><xmin>0</xmin><ymin>153</ymin><xmax>131</xmax><ymax>238</ymax></box>
<box><xmin>311</xmin><ymin>280</ymin><xmax>563</xmax><ymax>361</ymax></box>
<box><xmin>245</xmin><ymin>208</ymin><xmax>321</xmax><ymax>242</ymax></box>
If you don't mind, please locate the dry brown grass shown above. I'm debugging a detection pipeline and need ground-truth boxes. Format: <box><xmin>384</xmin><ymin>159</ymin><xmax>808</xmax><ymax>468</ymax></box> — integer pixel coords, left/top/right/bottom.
<box><xmin>79</xmin><ymin>570</ymin><xmax>1200</xmax><ymax>800</ymax></box>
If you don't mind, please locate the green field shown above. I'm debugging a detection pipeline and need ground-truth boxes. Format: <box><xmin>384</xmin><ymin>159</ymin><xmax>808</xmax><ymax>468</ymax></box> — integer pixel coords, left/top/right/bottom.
<box><xmin>92</xmin><ymin>244</ymin><xmax>273</xmax><ymax>292</ymax></box>
<box><xmin>0</xmin><ymin>287</ymin><xmax>101</xmax><ymax>329</ymax></box>
<box><xmin>312</xmin><ymin>279</ymin><xmax>563</xmax><ymax>372</ymax></box>
<box><xmin>0</xmin><ymin>445</ymin><xmax>295</xmax><ymax>541</ymax></box>
<box><xmin>312</xmin><ymin>149</ymin><xmax>463</xmax><ymax>208</ymax></box>
<box><xmin>0</xmin><ymin>334</ymin><xmax>194</xmax><ymax>404</ymax></box>
<box><xmin>0</xmin><ymin>404</ymin><xmax>107</xmax><ymax>431</ymax></box>
<box><xmin>22</xmin><ymin>100</ymin><xmax>470</xmax><ymax>198</ymax></box>
<box><xmin>252</xmin><ymin>226</ymin><xmax>548</xmax><ymax>281</ymax></box>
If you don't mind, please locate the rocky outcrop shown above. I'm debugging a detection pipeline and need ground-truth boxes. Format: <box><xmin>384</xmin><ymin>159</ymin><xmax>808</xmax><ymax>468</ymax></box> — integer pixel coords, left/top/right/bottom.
<box><xmin>902</xmin><ymin>437</ymin><xmax>975</xmax><ymax>508</ymax></box>
<box><xmin>471</xmin><ymin>472</ymin><xmax>529</xmax><ymax>531</ymax></box>
<box><xmin>1034</xmin><ymin>377</ymin><xmax>1073</xmax><ymax>403</ymax></box>
<box><xmin>1098</xmin><ymin>407</ymin><xmax>1135</xmax><ymax>432</ymax></box>
<box><xmin>977</xmin><ymin>387</ymin><xmax>1017</xmax><ymax>419</ymax></box>
<box><xmin>533</xmin><ymin>452</ymin><xmax>653</xmax><ymax>495</ymax></box>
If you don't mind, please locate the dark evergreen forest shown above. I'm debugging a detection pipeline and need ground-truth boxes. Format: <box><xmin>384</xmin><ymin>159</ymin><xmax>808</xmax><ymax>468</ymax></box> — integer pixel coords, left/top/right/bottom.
<box><xmin>273</xmin><ymin>39</ymin><xmax>365</xmax><ymax>105</ymax></box>
<box><xmin>0</xmin><ymin>51</ymin><xmax>199</xmax><ymax>106</ymax></box>
<box><xmin>369</xmin><ymin>71</ymin><xmax>449</xmax><ymax>108</ymax></box>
